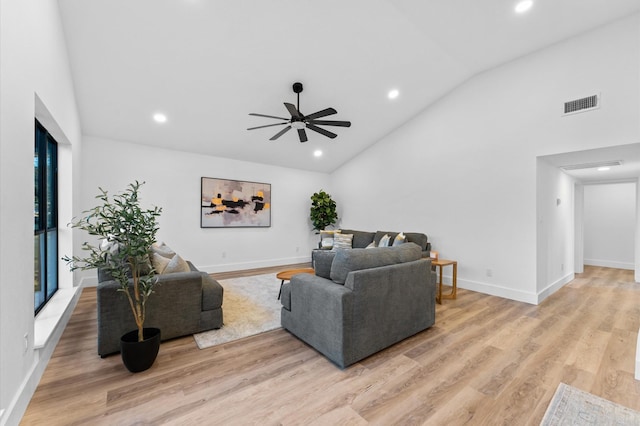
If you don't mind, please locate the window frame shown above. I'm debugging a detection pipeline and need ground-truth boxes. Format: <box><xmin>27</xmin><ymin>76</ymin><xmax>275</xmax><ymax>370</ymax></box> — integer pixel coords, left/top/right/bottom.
<box><xmin>34</xmin><ymin>119</ymin><xmax>58</xmax><ymax>314</ymax></box>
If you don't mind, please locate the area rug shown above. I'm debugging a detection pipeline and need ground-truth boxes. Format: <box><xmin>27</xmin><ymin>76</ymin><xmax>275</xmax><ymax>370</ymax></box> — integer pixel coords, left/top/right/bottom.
<box><xmin>193</xmin><ymin>273</ymin><xmax>283</xmax><ymax>349</ymax></box>
<box><xmin>540</xmin><ymin>382</ymin><xmax>640</xmax><ymax>425</ymax></box>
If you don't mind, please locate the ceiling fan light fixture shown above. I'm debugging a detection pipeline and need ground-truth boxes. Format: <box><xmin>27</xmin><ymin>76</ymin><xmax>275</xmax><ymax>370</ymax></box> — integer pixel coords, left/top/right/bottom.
<box><xmin>388</xmin><ymin>89</ymin><xmax>399</xmax><ymax>100</ymax></box>
<box><xmin>314</xmin><ymin>150</ymin><xmax>323</xmax><ymax>157</ymax></box>
<box><xmin>291</xmin><ymin>121</ymin><xmax>306</xmax><ymax>130</ymax></box>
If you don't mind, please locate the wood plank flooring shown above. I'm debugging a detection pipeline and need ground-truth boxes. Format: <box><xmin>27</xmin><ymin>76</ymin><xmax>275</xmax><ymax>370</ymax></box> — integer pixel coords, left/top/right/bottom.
<box><xmin>22</xmin><ymin>265</ymin><xmax>640</xmax><ymax>425</ymax></box>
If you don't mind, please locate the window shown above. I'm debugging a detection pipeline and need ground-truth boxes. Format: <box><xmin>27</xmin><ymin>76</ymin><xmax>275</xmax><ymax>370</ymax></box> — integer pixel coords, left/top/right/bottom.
<box><xmin>34</xmin><ymin>120</ymin><xmax>58</xmax><ymax>314</ymax></box>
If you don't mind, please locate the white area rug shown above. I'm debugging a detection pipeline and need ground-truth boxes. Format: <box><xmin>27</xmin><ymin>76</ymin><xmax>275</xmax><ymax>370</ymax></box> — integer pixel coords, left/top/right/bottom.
<box><xmin>541</xmin><ymin>382</ymin><xmax>640</xmax><ymax>425</ymax></box>
<box><xmin>193</xmin><ymin>273</ymin><xmax>283</xmax><ymax>349</ymax></box>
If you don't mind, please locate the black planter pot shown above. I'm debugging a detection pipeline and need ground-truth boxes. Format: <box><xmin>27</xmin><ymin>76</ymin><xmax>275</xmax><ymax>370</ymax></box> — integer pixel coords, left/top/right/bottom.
<box><xmin>120</xmin><ymin>327</ymin><xmax>161</xmax><ymax>373</ymax></box>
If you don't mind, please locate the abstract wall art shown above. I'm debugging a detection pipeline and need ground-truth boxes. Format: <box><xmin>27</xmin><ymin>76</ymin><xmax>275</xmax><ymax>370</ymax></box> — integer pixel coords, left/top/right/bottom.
<box><xmin>200</xmin><ymin>177</ymin><xmax>271</xmax><ymax>228</ymax></box>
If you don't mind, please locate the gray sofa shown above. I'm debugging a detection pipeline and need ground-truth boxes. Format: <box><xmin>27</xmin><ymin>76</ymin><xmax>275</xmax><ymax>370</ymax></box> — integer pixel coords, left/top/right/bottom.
<box><xmin>97</xmin><ymin>261</ymin><xmax>223</xmax><ymax>356</ymax></box>
<box><xmin>329</xmin><ymin>229</ymin><xmax>431</xmax><ymax>257</ymax></box>
<box><xmin>281</xmin><ymin>243</ymin><xmax>436</xmax><ymax>368</ymax></box>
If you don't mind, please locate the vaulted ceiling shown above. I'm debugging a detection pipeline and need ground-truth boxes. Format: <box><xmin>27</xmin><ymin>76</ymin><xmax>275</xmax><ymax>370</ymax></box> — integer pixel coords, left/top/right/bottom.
<box><xmin>57</xmin><ymin>0</ymin><xmax>640</xmax><ymax>173</ymax></box>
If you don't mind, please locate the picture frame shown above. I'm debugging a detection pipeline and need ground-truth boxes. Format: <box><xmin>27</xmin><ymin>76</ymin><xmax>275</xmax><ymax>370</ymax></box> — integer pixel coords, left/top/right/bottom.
<box><xmin>200</xmin><ymin>177</ymin><xmax>271</xmax><ymax>228</ymax></box>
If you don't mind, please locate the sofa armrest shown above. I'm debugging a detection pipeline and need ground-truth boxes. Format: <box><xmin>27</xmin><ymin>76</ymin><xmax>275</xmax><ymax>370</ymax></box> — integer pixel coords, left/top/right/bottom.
<box><xmin>97</xmin><ymin>269</ymin><xmax>207</xmax><ymax>356</ymax></box>
<box><xmin>282</xmin><ymin>274</ymin><xmax>355</xmax><ymax>366</ymax></box>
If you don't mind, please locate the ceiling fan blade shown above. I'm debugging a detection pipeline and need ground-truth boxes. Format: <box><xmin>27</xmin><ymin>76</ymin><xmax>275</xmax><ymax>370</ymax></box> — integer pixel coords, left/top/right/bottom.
<box><xmin>284</xmin><ymin>103</ymin><xmax>301</xmax><ymax>118</ymax></box>
<box><xmin>249</xmin><ymin>112</ymin><xmax>289</xmax><ymax>120</ymax></box>
<box><xmin>307</xmin><ymin>119</ymin><xmax>351</xmax><ymax>127</ymax></box>
<box><xmin>306</xmin><ymin>123</ymin><xmax>337</xmax><ymax>139</ymax></box>
<box><xmin>247</xmin><ymin>122</ymin><xmax>289</xmax><ymax>130</ymax></box>
<box><xmin>305</xmin><ymin>107</ymin><xmax>337</xmax><ymax>120</ymax></box>
<box><xmin>270</xmin><ymin>126</ymin><xmax>292</xmax><ymax>140</ymax></box>
<box><xmin>298</xmin><ymin>129</ymin><xmax>308</xmax><ymax>143</ymax></box>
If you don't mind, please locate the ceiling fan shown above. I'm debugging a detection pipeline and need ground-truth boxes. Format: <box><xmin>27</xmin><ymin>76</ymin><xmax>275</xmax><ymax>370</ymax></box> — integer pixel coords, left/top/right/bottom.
<box><xmin>247</xmin><ymin>82</ymin><xmax>351</xmax><ymax>143</ymax></box>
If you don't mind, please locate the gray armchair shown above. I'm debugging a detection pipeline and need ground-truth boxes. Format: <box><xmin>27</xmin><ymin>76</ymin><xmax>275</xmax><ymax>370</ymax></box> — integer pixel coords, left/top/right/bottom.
<box><xmin>97</xmin><ymin>261</ymin><xmax>223</xmax><ymax>356</ymax></box>
<box><xmin>281</xmin><ymin>244</ymin><xmax>436</xmax><ymax>368</ymax></box>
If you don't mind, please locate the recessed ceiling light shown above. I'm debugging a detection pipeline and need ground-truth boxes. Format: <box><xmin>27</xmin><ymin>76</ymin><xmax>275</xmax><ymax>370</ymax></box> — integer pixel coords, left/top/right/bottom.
<box><xmin>597</xmin><ymin>167</ymin><xmax>610</xmax><ymax>171</ymax></box>
<box><xmin>388</xmin><ymin>89</ymin><xmax>399</xmax><ymax>100</ymax></box>
<box><xmin>313</xmin><ymin>150</ymin><xmax>323</xmax><ymax>157</ymax></box>
<box><xmin>515</xmin><ymin>0</ymin><xmax>533</xmax><ymax>14</ymax></box>
<box><xmin>153</xmin><ymin>113</ymin><xmax>167</xmax><ymax>123</ymax></box>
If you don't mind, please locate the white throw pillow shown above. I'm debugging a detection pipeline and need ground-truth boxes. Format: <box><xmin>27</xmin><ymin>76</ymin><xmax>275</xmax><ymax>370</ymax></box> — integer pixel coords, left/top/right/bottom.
<box><xmin>378</xmin><ymin>234</ymin><xmax>391</xmax><ymax>247</ymax></box>
<box><xmin>332</xmin><ymin>233</ymin><xmax>353</xmax><ymax>250</ymax></box>
<box><xmin>320</xmin><ymin>230</ymin><xmax>335</xmax><ymax>249</ymax></box>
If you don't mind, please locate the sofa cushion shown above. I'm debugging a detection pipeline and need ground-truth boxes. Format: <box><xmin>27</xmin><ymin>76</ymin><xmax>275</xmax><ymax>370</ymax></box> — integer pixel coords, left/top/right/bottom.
<box><xmin>404</xmin><ymin>232</ymin><xmax>428</xmax><ymax>251</ymax></box>
<box><xmin>313</xmin><ymin>250</ymin><xmax>336</xmax><ymax>279</ymax></box>
<box><xmin>339</xmin><ymin>229</ymin><xmax>376</xmax><ymax>248</ymax></box>
<box><xmin>329</xmin><ymin>243</ymin><xmax>422</xmax><ymax>284</ymax></box>
<box><xmin>333</xmin><ymin>233</ymin><xmax>353</xmax><ymax>250</ymax></box>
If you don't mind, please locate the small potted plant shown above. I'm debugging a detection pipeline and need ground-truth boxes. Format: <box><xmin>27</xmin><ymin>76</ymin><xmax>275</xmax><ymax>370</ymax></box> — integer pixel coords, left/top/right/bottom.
<box><xmin>310</xmin><ymin>189</ymin><xmax>338</xmax><ymax>232</ymax></box>
<box><xmin>64</xmin><ymin>181</ymin><xmax>162</xmax><ymax>372</ymax></box>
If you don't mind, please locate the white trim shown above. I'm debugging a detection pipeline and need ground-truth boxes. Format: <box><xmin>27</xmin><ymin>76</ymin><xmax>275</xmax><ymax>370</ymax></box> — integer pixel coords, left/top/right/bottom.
<box><xmin>34</xmin><ymin>287</ymin><xmax>80</xmax><ymax>348</ymax></box>
<box><xmin>79</xmin><ymin>255</ymin><xmax>314</xmax><ymax>288</ymax></box>
<box><xmin>456</xmin><ymin>278</ymin><xmax>538</xmax><ymax>305</ymax></box>
<box><xmin>584</xmin><ymin>259</ymin><xmax>635</xmax><ymax>270</ymax></box>
<box><xmin>198</xmin><ymin>255</ymin><xmax>312</xmax><ymax>274</ymax></box>
<box><xmin>537</xmin><ymin>272</ymin><xmax>575</xmax><ymax>304</ymax></box>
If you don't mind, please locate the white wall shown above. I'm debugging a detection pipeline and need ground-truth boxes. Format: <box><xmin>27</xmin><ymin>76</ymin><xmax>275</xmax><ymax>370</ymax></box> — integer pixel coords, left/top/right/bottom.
<box><xmin>75</xmin><ymin>136</ymin><xmax>330</xmax><ymax>284</ymax></box>
<box><xmin>536</xmin><ymin>159</ymin><xmax>575</xmax><ymax>300</ymax></box>
<box><xmin>583</xmin><ymin>182</ymin><xmax>637</xmax><ymax>270</ymax></box>
<box><xmin>0</xmin><ymin>0</ymin><xmax>81</xmax><ymax>424</ymax></box>
<box><xmin>331</xmin><ymin>14</ymin><xmax>640</xmax><ymax>303</ymax></box>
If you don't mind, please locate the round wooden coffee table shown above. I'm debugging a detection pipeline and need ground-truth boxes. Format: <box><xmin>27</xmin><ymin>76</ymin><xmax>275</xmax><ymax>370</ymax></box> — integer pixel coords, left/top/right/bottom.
<box><xmin>276</xmin><ymin>268</ymin><xmax>315</xmax><ymax>300</ymax></box>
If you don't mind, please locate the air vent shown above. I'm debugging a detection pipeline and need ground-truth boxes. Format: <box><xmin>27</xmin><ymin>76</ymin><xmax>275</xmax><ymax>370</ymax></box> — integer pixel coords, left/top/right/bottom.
<box><xmin>560</xmin><ymin>160</ymin><xmax>622</xmax><ymax>171</ymax></box>
<box><xmin>563</xmin><ymin>94</ymin><xmax>600</xmax><ymax>115</ymax></box>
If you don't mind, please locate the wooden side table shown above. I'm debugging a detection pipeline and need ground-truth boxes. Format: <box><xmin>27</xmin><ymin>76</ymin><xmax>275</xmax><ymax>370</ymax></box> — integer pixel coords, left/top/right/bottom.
<box><xmin>432</xmin><ymin>259</ymin><xmax>457</xmax><ymax>304</ymax></box>
<box><xmin>276</xmin><ymin>268</ymin><xmax>315</xmax><ymax>300</ymax></box>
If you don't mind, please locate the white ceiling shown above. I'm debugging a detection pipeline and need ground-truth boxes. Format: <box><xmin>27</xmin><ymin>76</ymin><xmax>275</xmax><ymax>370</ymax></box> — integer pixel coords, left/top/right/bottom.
<box><xmin>57</xmin><ymin>0</ymin><xmax>640</xmax><ymax>173</ymax></box>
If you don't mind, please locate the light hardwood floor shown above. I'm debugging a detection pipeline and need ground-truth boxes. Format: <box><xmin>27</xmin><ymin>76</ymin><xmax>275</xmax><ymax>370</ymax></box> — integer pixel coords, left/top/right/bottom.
<box><xmin>22</xmin><ymin>265</ymin><xmax>640</xmax><ymax>425</ymax></box>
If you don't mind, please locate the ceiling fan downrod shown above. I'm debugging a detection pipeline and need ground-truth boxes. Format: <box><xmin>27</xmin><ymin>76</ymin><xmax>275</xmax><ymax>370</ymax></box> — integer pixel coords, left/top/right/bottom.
<box><xmin>293</xmin><ymin>82</ymin><xmax>303</xmax><ymax>113</ymax></box>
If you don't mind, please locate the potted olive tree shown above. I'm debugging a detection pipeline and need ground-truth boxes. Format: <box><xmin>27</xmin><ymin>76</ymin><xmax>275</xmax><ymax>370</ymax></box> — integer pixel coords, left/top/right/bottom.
<box><xmin>310</xmin><ymin>189</ymin><xmax>338</xmax><ymax>232</ymax></box>
<box><xmin>64</xmin><ymin>181</ymin><xmax>162</xmax><ymax>372</ymax></box>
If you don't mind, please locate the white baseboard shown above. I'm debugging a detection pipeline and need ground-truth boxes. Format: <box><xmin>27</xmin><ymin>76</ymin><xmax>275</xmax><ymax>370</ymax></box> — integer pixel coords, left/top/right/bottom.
<box><xmin>537</xmin><ymin>273</ymin><xmax>575</xmax><ymax>304</ymax></box>
<box><xmin>198</xmin><ymin>255</ymin><xmax>311</xmax><ymax>274</ymax></box>
<box><xmin>584</xmin><ymin>259</ymin><xmax>635</xmax><ymax>270</ymax></box>
<box><xmin>456</xmin><ymin>278</ymin><xmax>538</xmax><ymax>305</ymax></box>
<box><xmin>79</xmin><ymin>255</ymin><xmax>313</xmax><ymax>287</ymax></box>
